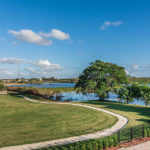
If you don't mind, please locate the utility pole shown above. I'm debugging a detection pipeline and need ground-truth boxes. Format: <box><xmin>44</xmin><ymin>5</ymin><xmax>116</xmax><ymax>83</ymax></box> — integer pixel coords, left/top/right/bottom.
<box><xmin>18</xmin><ymin>63</ymin><xmax>21</xmax><ymax>79</ymax></box>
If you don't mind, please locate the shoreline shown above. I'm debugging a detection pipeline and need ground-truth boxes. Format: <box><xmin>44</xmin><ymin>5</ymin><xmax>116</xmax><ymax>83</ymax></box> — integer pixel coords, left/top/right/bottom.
<box><xmin>2</xmin><ymin>83</ymin><xmax>26</xmax><ymax>86</ymax></box>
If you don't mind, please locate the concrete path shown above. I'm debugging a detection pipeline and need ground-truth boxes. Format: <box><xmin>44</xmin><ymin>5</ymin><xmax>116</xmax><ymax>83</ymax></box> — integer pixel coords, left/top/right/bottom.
<box><xmin>119</xmin><ymin>141</ymin><xmax>150</xmax><ymax>150</ymax></box>
<box><xmin>0</xmin><ymin>95</ymin><xmax>128</xmax><ymax>150</ymax></box>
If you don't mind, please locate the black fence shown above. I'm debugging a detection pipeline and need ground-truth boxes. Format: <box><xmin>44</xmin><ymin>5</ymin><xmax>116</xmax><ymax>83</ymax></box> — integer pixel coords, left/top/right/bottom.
<box><xmin>117</xmin><ymin>124</ymin><xmax>150</xmax><ymax>142</ymax></box>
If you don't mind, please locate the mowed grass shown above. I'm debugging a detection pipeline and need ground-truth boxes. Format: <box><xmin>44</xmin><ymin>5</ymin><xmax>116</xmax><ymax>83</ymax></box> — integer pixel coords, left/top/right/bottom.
<box><xmin>79</xmin><ymin>100</ymin><xmax>150</xmax><ymax>127</ymax></box>
<box><xmin>0</xmin><ymin>94</ymin><xmax>117</xmax><ymax>147</ymax></box>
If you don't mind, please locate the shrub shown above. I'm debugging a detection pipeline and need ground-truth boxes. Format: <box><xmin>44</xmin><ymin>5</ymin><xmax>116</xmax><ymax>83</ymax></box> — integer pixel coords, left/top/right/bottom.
<box><xmin>69</xmin><ymin>146</ymin><xmax>74</xmax><ymax>150</ymax></box>
<box><xmin>109</xmin><ymin>138</ymin><xmax>114</xmax><ymax>147</ymax></box>
<box><xmin>74</xmin><ymin>144</ymin><xmax>80</xmax><ymax>150</ymax></box>
<box><xmin>144</xmin><ymin>129</ymin><xmax>148</xmax><ymax>137</ymax></box>
<box><xmin>62</xmin><ymin>147</ymin><xmax>67</xmax><ymax>150</ymax></box>
<box><xmin>98</xmin><ymin>139</ymin><xmax>103</xmax><ymax>150</ymax></box>
<box><xmin>113</xmin><ymin>135</ymin><xmax>118</xmax><ymax>146</ymax></box>
<box><xmin>147</xmin><ymin>128</ymin><xmax>150</xmax><ymax>137</ymax></box>
<box><xmin>93</xmin><ymin>141</ymin><xmax>98</xmax><ymax>150</ymax></box>
<box><xmin>87</xmin><ymin>142</ymin><xmax>93</xmax><ymax>150</ymax></box>
<box><xmin>103</xmin><ymin>138</ymin><xmax>109</xmax><ymax>149</ymax></box>
<box><xmin>81</xmin><ymin>143</ymin><xmax>86</xmax><ymax>150</ymax></box>
<box><xmin>0</xmin><ymin>84</ymin><xmax>6</xmax><ymax>91</ymax></box>
<box><xmin>62</xmin><ymin>147</ymin><xmax>68</xmax><ymax>150</ymax></box>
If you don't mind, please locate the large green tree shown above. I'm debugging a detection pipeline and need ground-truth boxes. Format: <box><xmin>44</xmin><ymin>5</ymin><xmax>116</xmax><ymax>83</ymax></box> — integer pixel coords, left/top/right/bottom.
<box><xmin>76</xmin><ymin>60</ymin><xmax>128</xmax><ymax>100</ymax></box>
<box><xmin>138</xmin><ymin>85</ymin><xmax>150</xmax><ymax>106</ymax></box>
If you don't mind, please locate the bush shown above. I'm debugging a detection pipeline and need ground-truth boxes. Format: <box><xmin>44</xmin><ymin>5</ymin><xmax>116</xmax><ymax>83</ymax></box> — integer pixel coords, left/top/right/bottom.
<box><xmin>98</xmin><ymin>139</ymin><xmax>103</xmax><ymax>150</ymax></box>
<box><xmin>74</xmin><ymin>144</ymin><xmax>80</xmax><ymax>150</ymax></box>
<box><xmin>147</xmin><ymin>128</ymin><xmax>150</xmax><ymax>137</ymax></box>
<box><xmin>93</xmin><ymin>141</ymin><xmax>98</xmax><ymax>150</ymax></box>
<box><xmin>113</xmin><ymin>135</ymin><xmax>118</xmax><ymax>146</ymax></box>
<box><xmin>103</xmin><ymin>138</ymin><xmax>109</xmax><ymax>149</ymax></box>
<box><xmin>62</xmin><ymin>147</ymin><xmax>67</xmax><ymax>150</ymax></box>
<box><xmin>81</xmin><ymin>143</ymin><xmax>86</xmax><ymax>150</ymax></box>
<box><xmin>87</xmin><ymin>142</ymin><xmax>93</xmax><ymax>150</ymax></box>
<box><xmin>109</xmin><ymin>138</ymin><xmax>114</xmax><ymax>147</ymax></box>
<box><xmin>144</xmin><ymin>129</ymin><xmax>148</xmax><ymax>137</ymax></box>
<box><xmin>69</xmin><ymin>146</ymin><xmax>74</xmax><ymax>150</ymax></box>
<box><xmin>0</xmin><ymin>84</ymin><xmax>6</xmax><ymax>91</ymax></box>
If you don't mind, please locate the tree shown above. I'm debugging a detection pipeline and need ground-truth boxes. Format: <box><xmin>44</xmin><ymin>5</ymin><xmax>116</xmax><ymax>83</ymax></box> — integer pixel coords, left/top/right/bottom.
<box><xmin>75</xmin><ymin>60</ymin><xmax>128</xmax><ymax>100</ymax></box>
<box><xmin>118</xmin><ymin>83</ymin><xmax>150</xmax><ymax>106</ymax></box>
<box><xmin>140</xmin><ymin>85</ymin><xmax>150</xmax><ymax>106</ymax></box>
<box><xmin>117</xmin><ymin>85</ymin><xmax>134</xmax><ymax>104</ymax></box>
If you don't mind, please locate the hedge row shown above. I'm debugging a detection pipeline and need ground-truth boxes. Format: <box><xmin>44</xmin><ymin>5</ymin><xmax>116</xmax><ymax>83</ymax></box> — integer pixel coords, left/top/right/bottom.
<box><xmin>41</xmin><ymin>135</ymin><xmax>118</xmax><ymax>150</ymax></box>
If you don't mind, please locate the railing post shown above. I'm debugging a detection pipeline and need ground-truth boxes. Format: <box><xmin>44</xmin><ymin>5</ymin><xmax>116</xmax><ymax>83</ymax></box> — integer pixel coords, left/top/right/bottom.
<box><xmin>117</xmin><ymin>130</ymin><xmax>120</xmax><ymax>143</ymax></box>
<box><xmin>130</xmin><ymin>127</ymin><xmax>133</xmax><ymax>141</ymax></box>
<box><xmin>142</xmin><ymin>124</ymin><xmax>145</xmax><ymax>137</ymax></box>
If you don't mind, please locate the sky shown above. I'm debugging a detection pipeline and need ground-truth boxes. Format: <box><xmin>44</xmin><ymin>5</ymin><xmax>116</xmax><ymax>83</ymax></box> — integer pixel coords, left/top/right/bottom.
<box><xmin>0</xmin><ymin>0</ymin><xmax>150</xmax><ymax>78</ymax></box>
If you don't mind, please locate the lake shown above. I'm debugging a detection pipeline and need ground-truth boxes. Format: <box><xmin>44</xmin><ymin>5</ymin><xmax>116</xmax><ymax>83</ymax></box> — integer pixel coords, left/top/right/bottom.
<box><xmin>12</xmin><ymin>83</ymin><xmax>147</xmax><ymax>106</ymax></box>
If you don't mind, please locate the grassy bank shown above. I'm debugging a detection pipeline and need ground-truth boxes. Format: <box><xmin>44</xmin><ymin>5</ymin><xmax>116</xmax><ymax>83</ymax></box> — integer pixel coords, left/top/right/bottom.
<box><xmin>78</xmin><ymin>100</ymin><xmax>150</xmax><ymax>127</ymax></box>
<box><xmin>0</xmin><ymin>93</ymin><xmax>117</xmax><ymax>147</ymax></box>
<box><xmin>7</xmin><ymin>87</ymin><xmax>75</xmax><ymax>100</ymax></box>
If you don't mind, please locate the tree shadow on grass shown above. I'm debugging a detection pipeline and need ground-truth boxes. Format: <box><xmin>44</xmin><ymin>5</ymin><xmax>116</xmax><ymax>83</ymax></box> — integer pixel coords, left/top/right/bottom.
<box><xmin>136</xmin><ymin>119</ymin><xmax>150</xmax><ymax>124</ymax></box>
<box><xmin>81</xmin><ymin>100</ymin><xmax>150</xmax><ymax>123</ymax></box>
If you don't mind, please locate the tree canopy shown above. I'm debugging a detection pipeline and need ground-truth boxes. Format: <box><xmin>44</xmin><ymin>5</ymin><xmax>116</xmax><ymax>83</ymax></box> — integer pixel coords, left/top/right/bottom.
<box><xmin>76</xmin><ymin>60</ymin><xmax>128</xmax><ymax>100</ymax></box>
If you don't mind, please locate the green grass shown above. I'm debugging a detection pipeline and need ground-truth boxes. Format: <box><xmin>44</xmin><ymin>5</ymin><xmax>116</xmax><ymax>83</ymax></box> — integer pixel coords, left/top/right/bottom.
<box><xmin>0</xmin><ymin>93</ymin><xmax>117</xmax><ymax>147</ymax></box>
<box><xmin>40</xmin><ymin>101</ymin><xmax>150</xmax><ymax>150</ymax></box>
<box><xmin>78</xmin><ymin>100</ymin><xmax>150</xmax><ymax>127</ymax></box>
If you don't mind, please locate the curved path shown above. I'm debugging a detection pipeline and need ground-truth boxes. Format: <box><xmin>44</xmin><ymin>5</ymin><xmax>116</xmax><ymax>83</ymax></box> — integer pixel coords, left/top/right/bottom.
<box><xmin>119</xmin><ymin>141</ymin><xmax>150</xmax><ymax>150</ymax></box>
<box><xmin>0</xmin><ymin>95</ymin><xmax>128</xmax><ymax>150</ymax></box>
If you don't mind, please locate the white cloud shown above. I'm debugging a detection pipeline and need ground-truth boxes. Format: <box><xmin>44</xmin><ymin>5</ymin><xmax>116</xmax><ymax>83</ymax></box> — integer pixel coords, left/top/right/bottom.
<box><xmin>101</xmin><ymin>21</ymin><xmax>123</xmax><ymax>30</ymax></box>
<box><xmin>0</xmin><ymin>57</ymin><xmax>63</xmax><ymax>78</ymax></box>
<box><xmin>31</xmin><ymin>59</ymin><xmax>63</xmax><ymax>70</ymax></box>
<box><xmin>40</xmin><ymin>29</ymin><xmax>70</xmax><ymax>40</ymax></box>
<box><xmin>8</xmin><ymin>29</ymin><xmax>52</xmax><ymax>46</ymax></box>
<box><xmin>0</xmin><ymin>67</ymin><xmax>14</xmax><ymax>78</ymax></box>
<box><xmin>0</xmin><ymin>58</ymin><xmax>24</xmax><ymax>64</ymax></box>
<box><xmin>125</xmin><ymin>64</ymin><xmax>150</xmax><ymax>77</ymax></box>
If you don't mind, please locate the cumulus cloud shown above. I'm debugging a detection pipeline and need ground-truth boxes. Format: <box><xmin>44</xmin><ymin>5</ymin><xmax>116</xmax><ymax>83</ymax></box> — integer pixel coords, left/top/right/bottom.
<box><xmin>8</xmin><ymin>28</ymin><xmax>70</xmax><ymax>46</ymax></box>
<box><xmin>101</xmin><ymin>21</ymin><xmax>123</xmax><ymax>30</ymax></box>
<box><xmin>0</xmin><ymin>57</ymin><xmax>63</xmax><ymax>78</ymax></box>
<box><xmin>30</xmin><ymin>59</ymin><xmax>63</xmax><ymax>70</ymax></box>
<box><xmin>125</xmin><ymin>64</ymin><xmax>150</xmax><ymax>77</ymax></box>
<box><xmin>40</xmin><ymin>29</ymin><xmax>70</xmax><ymax>40</ymax></box>
<box><xmin>8</xmin><ymin>29</ymin><xmax>52</xmax><ymax>46</ymax></box>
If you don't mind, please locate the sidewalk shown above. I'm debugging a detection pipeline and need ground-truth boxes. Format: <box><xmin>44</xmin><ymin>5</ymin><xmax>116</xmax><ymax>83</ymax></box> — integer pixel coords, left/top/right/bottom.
<box><xmin>119</xmin><ymin>140</ymin><xmax>150</xmax><ymax>150</ymax></box>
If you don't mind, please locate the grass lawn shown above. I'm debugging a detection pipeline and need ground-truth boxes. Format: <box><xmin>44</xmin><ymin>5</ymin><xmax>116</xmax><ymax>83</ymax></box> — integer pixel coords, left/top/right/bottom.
<box><xmin>0</xmin><ymin>93</ymin><xmax>117</xmax><ymax>147</ymax></box>
<box><xmin>78</xmin><ymin>100</ymin><xmax>150</xmax><ymax>127</ymax></box>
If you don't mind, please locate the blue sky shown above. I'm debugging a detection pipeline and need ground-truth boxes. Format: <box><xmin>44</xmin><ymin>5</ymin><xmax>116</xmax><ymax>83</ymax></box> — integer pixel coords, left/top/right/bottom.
<box><xmin>0</xmin><ymin>0</ymin><xmax>150</xmax><ymax>78</ymax></box>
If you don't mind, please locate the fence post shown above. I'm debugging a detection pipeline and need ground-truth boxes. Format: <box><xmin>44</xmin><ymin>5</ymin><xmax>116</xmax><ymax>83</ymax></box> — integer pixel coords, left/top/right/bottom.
<box><xmin>117</xmin><ymin>130</ymin><xmax>120</xmax><ymax>143</ymax></box>
<box><xmin>130</xmin><ymin>127</ymin><xmax>133</xmax><ymax>141</ymax></box>
<box><xmin>142</xmin><ymin>124</ymin><xmax>145</xmax><ymax>137</ymax></box>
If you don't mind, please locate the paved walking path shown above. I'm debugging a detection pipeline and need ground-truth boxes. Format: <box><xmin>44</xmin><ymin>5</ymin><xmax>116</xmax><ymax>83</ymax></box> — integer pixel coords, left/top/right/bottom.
<box><xmin>119</xmin><ymin>141</ymin><xmax>150</xmax><ymax>150</ymax></box>
<box><xmin>0</xmin><ymin>95</ymin><xmax>128</xmax><ymax>150</ymax></box>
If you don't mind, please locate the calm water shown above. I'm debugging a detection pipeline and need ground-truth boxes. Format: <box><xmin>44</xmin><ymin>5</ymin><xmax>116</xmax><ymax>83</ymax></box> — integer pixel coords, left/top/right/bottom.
<box><xmin>12</xmin><ymin>83</ymin><xmax>147</xmax><ymax>106</ymax></box>
<box><xmin>13</xmin><ymin>82</ymin><xmax>76</xmax><ymax>88</ymax></box>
